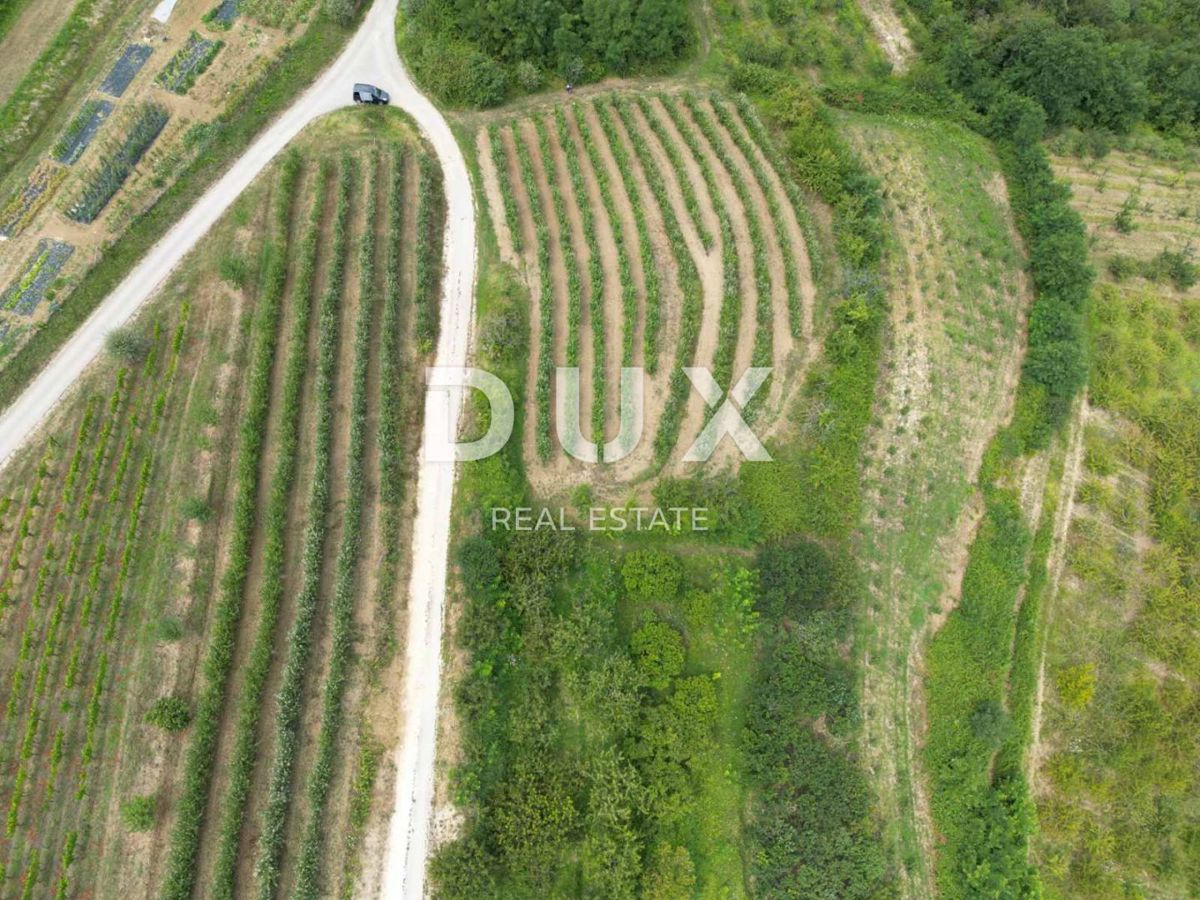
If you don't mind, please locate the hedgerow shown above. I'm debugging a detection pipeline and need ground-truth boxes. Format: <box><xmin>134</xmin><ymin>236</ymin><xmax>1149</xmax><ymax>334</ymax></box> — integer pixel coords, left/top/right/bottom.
<box><xmin>603</xmin><ymin>97</ymin><xmax>702</xmax><ymax>465</ymax></box>
<box><xmin>292</xmin><ymin>149</ymin><xmax>380</xmax><ymax>900</ymax></box>
<box><xmin>552</xmin><ymin>108</ymin><xmax>606</xmax><ymax>451</ymax></box>
<box><xmin>487</xmin><ymin>125</ymin><xmax>522</xmax><ymax>256</ymax></box>
<box><xmin>512</xmin><ymin>126</ymin><xmax>555</xmax><ymax>461</ymax></box>
<box><xmin>252</xmin><ymin>157</ymin><xmax>345</xmax><ymax>900</ymax></box>
<box><xmin>209</xmin><ymin>151</ymin><xmax>316</xmax><ymax>900</ymax></box>
<box><xmin>160</xmin><ymin>152</ymin><xmax>301</xmax><ymax>900</ymax></box>
<box><xmin>575</xmin><ymin>104</ymin><xmax>662</xmax><ymax>372</ymax></box>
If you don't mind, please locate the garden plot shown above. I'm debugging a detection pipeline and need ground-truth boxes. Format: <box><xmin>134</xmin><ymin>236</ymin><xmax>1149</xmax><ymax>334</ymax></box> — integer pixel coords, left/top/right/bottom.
<box><xmin>66</xmin><ymin>103</ymin><xmax>169</xmax><ymax>224</ymax></box>
<box><xmin>203</xmin><ymin>0</ymin><xmax>241</xmax><ymax>29</ymax></box>
<box><xmin>99</xmin><ymin>43</ymin><xmax>153</xmax><ymax>98</ymax></box>
<box><xmin>0</xmin><ymin>239</ymin><xmax>74</xmax><ymax>315</ymax></box>
<box><xmin>0</xmin><ymin>161</ymin><xmax>66</xmax><ymax>238</ymax></box>
<box><xmin>155</xmin><ymin>31</ymin><xmax>223</xmax><ymax>96</ymax></box>
<box><xmin>52</xmin><ymin>99</ymin><xmax>114</xmax><ymax>165</ymax></box>
<box><xmin>477</xmin><ymin>90</ymin><xmax>817</xmax><ymax>494</ymax></box>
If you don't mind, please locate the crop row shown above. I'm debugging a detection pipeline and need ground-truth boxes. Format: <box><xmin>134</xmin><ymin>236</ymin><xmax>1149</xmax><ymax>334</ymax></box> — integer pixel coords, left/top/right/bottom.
<box><xmin>292</xmin><ymin>149</ymin><xmax>383</xmax><ymax>900</ymax></box>
<box><xmin>252</xmin><ymin>156</ymin><xmax>348</xmax><ymax>900</ymax></box>
<box><xmin>681</xmin><ymin>93</ymin><xmax>774</xmax><ymax>373</ymax></box>
<box><xmin>156</xmin><ymin>31</ymin><xmax>224</xmax><ymax>95</ymax></box>
<box><xmin>533</xmin><ymin>117</ymin><xmax>583</xmax><ymax>369</ymax></box>
<box><xmin>715</xmin><ymin>96</ymin><xmax>804</xmax><ymax>339</ymax></box>
<box><xmin>603</xmin><ymin>98</ymin><xmax>704</xmax><ymax>465</ymax></box>
<box><xmin>487</xmin><ymin>125</ymin><xmax>522</xmax><ymax>256</ymax></box>
<box><xmin>573</xmin><ymin>105</ymin><xmax>650</xmax><ymax>370</ymax></box>
<box><xmin>653</xmin><ymin>96</ymin><xmax>745</xmax><ymax>392</ymax></box>
<box><xmin>512</xmin><ymin>126</ymin><xmax>555</xmax><ymax>461</ymax></box>
<box><xmin>66</xmin><ymin>103</ymin><xmax>169</xmax><ymax>225</ymax></box>
<box><xmin>160</xmin><ymin>152</ymin><xmax>302</xmax><ymax>900</ymax></box>
<box><xmin>209</xmin><ymin>152</ymin><xmax>319</xmax><ymax>900</ymax></box>
<box><xmin>552</xmin><ymin>109</ymin><xmax>607</xmax><ymax>450</ymax></box>
<box><xmin>372</xmin><ymin>150</ymin><xmax>411</xmax><ymax>666</ymax></box>
<box><xmin>413</xmin><ymin>154</ymin><xmax>444</xmax><ymax>352</ymax></box>
<box><xmin>635</xmin><ymin>97</ymin><xmax>713</xmax><ymax>251</ymax></box>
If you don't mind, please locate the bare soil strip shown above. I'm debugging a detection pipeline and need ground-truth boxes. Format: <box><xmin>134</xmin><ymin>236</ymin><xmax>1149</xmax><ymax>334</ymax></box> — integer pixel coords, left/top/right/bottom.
<box><xmin>477</xmin><ymin>129</ymin><xmax>518</xmax><ymax>266</ymax></box>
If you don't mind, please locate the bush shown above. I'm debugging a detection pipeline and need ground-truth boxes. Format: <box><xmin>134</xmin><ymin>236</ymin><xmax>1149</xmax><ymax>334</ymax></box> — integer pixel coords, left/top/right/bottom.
<box><xmin>515</xmin><ymin>60</ymin><xmax>542</xmax><ymax>93</ymax></box>
<box><xmin>146</xmin><ymin>696</ymin><xmax>192</xmax><ymax>731</ymax></box>
<box><xmin>181</xmin><ymin>496</ymin><xmax>211</xmax><ymax>522</ymax></box>
<box><xmin>757</xmin><ymin>537</ymin><xmax>837</xmax><ymax>620</ymax></box>
<box><xmin>105</xmin><ymin>327</ymin><xmax>151</xmax><ymax>363</ymax></box>
<box><xmin>631</xmin><ymin>620</ymin><xmax>685</xmax><ymax>691</ymax></box>
<box><xmin>218</xmin><ymin>254</ymin><xmax>248</xmax><ymax>288</ymax></box>
<box><xmin>969</xmin><ymin>699</ymin><xmax>1012</xmax><ymax>749</ymax></box>
<box><xmin>323</xmin><ymin>0</ymin><xmax>355</xmax><ymax>26</ymax></box>
<box><xmin>622</xmin><ymin>550</ymin><xmax>682</xmax><ymax>604</ymax></box>
<box><xmin>157</xmin><ymin>617</ymin><xmax>184</xmax><ymax>642</ymax></box>
<box><xmin>1055</xmin><ymin>663</ymin><xmax>1096</xmax><ymax>709</ymax></box>
<box><xmin>121</xmin><ymin>795</ymin><xmax>156</xmax><ymax>831</ymax></box>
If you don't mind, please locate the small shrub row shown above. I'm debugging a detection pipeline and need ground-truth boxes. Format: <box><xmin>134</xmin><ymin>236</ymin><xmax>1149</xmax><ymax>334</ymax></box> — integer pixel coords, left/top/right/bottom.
<box><xmin>414</xmin><ymin>154</ymin><xmax>445</xmax><ymax>352</ymax></box>
<box><xmin>160</xmin><ymin>153</ymin><xmax>301</xmax><ymax>900</ymax></box>
<box><xmin>292</xmin><ymin>150</ymin><xmax>381</xmax><ymax>900</ymax></box>
<box><xmin>155</xmin><ymin>31</ymin><xmax>224</xmax><ymax>95</ymax></box>
<box><xmin>552</xmin><ymin>108</ymin><xmax>606</xmax><ymax>450</ymax></box>
<box><xmin>604</xmin><ymin>97</ymin><xmax>703</xmax><ymax>465</ymax></box>
<box><xmin>534</xmin><ymin>116</ymin><xmax>583</xmax><ymax>369</ymax></box>
<box><xmin>575</xmin><ymin>103</ymin><xmax>662</xmax><ymax>372</ymax></box>
<box><xmin>652</xmin><ymin>95</ymin><xmax>744</xmax><ymax>391</ymax></box>
<box><xmin>209</xmin><ymin>151</ymin><xmax>317</xmax><ymax>900</ymax></box>
<box><xmin>682</xmin><ymin>92</ymin><xmax>774</xmax><ymax>372</ymax></box>
<box><xmin>486</xmin><ymin>125</ymin><xmax>522</xmax><ymax>256</ymax></box>
<box><xmin>252</xmin><ymin>157</ymin><xmax>347</xmax><ymax>900</ymax></box>
<box><xmin>633</xmin><ymin>97</ymin><xmax>713</xmax><ymax>250</ymax></box>
<box><xmin>512</xmin><ymin>126</ymin><xmax>555</xmax><ymax>461</ymax></box>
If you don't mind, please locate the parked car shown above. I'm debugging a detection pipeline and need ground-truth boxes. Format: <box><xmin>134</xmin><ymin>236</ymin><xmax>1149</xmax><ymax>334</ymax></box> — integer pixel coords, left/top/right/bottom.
<box><xmin>353</xmin><ymin>83</ymin><xmax>389</xmax><ymax>105</ymax></box>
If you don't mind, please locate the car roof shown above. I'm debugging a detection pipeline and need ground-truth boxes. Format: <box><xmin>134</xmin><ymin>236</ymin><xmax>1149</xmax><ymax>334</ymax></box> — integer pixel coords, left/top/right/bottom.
<box><xmin>354</xmin><ymin>83</ymin><xmax>376</xmax><ymax>91</ymax></box>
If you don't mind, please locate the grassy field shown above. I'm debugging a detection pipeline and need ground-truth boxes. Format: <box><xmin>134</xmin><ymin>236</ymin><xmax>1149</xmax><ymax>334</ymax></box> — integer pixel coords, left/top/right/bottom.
<box><xmin>840</xmin><ymin>112</ymin><xmax>1031</xmax><ymax>897</ymax></box>
<box><xmin>0</xmin><ymin>109</ymin><xmax>441</xmax><ymax>899</ymax></box>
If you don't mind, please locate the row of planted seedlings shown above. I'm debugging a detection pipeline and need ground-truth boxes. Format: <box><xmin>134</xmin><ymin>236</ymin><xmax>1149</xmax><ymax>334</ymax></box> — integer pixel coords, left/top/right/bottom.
<box><xmin>486</xmin><ymin>125</ymin><xmax>523</xmax><ymax>257</ymax></box>
<box><xmin>43</xmin><ymin>313</ymin><xmax>187</xmax><ymax>895</ymax></box>
<box><xmin>0</xmin><ymin>444</ymin><xmax>58</xmax><ymax>612</ymax></box>
<box><xmin>732</xmin><ymin>92</ymin><xmax>830</xmax><ymax>321</ymax></box>
<box><xmin>208</xmin><ymin>152</ymin><xmax>326</xmax><ymax>900</ymax></box>
<box><xmin>2</xmin><ymin>307</ymin><xmax>186</xmax><ymax>894</ymax></box>
<box><xmin>709</xmin><ymin>94</ymin><xmax>808</xmax><ymax>340</ymax></box>
<box><xmin>251</xmin><ymin>155</ymin><xmax>353</xmax><ymax>900</ymax></box>
<box><xmin>551</xmin><ymin>108</ymin><xmax>607</xmax><ymax>452</ymax></box>
<box><xmin>511</xmin><ymin>125</ymin><xmax>556</xmax><ymax>461</ymax></box>
<box><xmin>414</xmin><ymin>155</ymin><xmax>445</xmax><ymax>353</ymax></box>
<box><xmin>160</xmin><ymin>153</ymin><xmax>303</xmax><ymax>900</ymax></box>
<box><xmin>292</xmin><ymin>147</ymin><xmax>387</xmax><ymax>900</ymax></box>
<box><xmin>572</xmin><ymin>104</ymin><xmax>648</xmax><ymax>370</ymax></box>
<box><xmin>603</xmin><ymin>97</ymin><xmax>704</xmax><ymax>464</ymax></box>
<box><xmin>333</xmin><ymin>151</ymin><xmax>419</xmax><ymax>897</ymax></box>
<box><xmin>648</xmin><ymin>95</ymin><xmax>746</xmax><ymax>393</ymax></box>
<box><xmin>680</xmin><ymin>93</ymin><xmax>775</xmax><ymax>373</ymax></box>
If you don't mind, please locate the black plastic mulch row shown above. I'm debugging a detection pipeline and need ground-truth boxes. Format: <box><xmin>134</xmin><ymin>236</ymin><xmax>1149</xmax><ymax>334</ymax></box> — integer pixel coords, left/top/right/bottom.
<box><xmin>100</xmin><ymin>44</ymin><xmax>154</xmax><ymax>97</ymax></box>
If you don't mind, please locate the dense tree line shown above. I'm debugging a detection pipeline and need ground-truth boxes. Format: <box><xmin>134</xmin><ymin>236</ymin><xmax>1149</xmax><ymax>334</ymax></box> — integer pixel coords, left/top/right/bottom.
<box><xmin>909</xmin><ymin>0</ymin><xmax>1200</xmax><ymax>139</ymax></box>
<box><xmin>399</xmin><ymin>0</ymin><xmax>693</xmax><ymax>106</ymax></box>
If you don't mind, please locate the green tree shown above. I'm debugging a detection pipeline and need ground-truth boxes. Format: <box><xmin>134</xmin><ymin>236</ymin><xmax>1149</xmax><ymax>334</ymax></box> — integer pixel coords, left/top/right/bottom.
<box><xmin>631</xmin><ymin>621</ymin><xmax>685</xmax><ymax>690</ymax></box>
<box><xmin>757</xmin><ymin>536</ymin><xmax>837</xmax><ymax>619</ymax></box>
<box><xmin>621</xmin><ymin>550</ymin><xmax>682</xmax><ymax>604</ymax></box>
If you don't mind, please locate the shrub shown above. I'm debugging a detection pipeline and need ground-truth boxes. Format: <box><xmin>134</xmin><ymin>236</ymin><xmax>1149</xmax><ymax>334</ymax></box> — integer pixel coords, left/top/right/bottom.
<box><xmin>323</xmin><ymin>0</ymin><xmax>355</xmax><ymax>26</ymax></box>
<box><xmin>1114</xmin><ymin>192</ymin><xmax>1138</xmax><ymax>233</ymax></box>
<box><xmin>181</xmin><ymin>496</ymin><xmax>211</xmax><ymax>522</ymax></box>
<box><xmin>631</xmin><ymin>621</ymin><xmax>686</xmax><ymax>690</ymax></box>
<box><xmin>218</xmin><ymin>254</ymin><xmax>248</xmax><ymax>288</ymax></box>
<box><xmin>757</xmin><ymin>536</ymin><xmax>837</xmax><ymax>619</ymax></box>
<box><xmin>622</xmin><ymin>550</ymin><xmax>683</xmax><ymax>604</ymax></box>
<box><xmin>1055</xmin><ymin>663</ymin><xmax>1096</xmax><ymax>710</ymax></box>
<box><xmin>105</xmin><ymin>328</ymin><xmax>151</xmax><ymax>363</ymax></box>
<box><xmin>515</xmin><ymin>60</ymin><xmax>542</xmax><ymax>93</ymax></box>
<box><xmin>121</xmin><ymin>795</ymin><xmax>155</xmax><ymax>831</ymax></box>
<box><xmin>157</xmin><ymin>617</ymin><xmax>184</xmax><ymax>641</ymax></box>
<box><xmin>969</xmin><ymin>699</ymin><xmax>1012</xmax><ymax>749</ymax></box>
<box><xmin>146</xmin><ymin>696</ymin><xmax>192</xmax><ymax>731</ymax></box>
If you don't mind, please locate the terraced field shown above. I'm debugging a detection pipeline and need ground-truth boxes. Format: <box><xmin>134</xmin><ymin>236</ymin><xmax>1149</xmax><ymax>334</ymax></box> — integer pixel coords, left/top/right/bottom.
<box><xmin>0</xmin><ymin>111</ymin><xmax>441</xmax><ymax>899</ymax></box>
<box><xmin>477</xmin><ymin>90</ymin><xmax>819</xmax><ymax>491</ymax></box>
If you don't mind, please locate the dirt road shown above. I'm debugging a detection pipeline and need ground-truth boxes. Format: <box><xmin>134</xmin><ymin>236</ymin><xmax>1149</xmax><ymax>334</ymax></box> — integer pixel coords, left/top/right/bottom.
<box><xmin>0</xmin><ymin>1</ymin><xmax>478</xmax><ymax>896</ymax></box>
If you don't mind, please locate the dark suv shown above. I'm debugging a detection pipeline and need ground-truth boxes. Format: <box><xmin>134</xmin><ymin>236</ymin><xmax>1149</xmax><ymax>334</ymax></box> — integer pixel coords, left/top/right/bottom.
<box><xmin>353</xmin><ymin>83</ymin><xmax>390</xmax><ymax>105</ymax></box>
